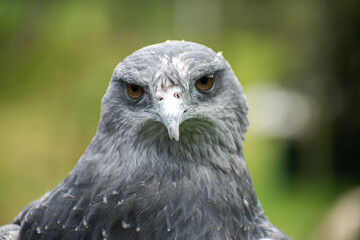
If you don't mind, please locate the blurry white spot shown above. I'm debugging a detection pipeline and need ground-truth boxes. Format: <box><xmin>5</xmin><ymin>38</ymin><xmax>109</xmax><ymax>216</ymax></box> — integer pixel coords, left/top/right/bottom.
<box><xmin>167</xmin><ymin>228</ymin><xmax>171</xmax><ymax>232</ymax></box>
<box><xmin>246</xmin><ymin>83</ymin><xmax>319</xmax><ymax>139</ymax></box>
<box><xmin>63</xmin><ymin>193</ymin><xmax>75</xmax><ymax>199</ymax></box>
<box><xmin>57</xmin><ymin>220</ymin><xmax>60</xmax><ymax>224</ymax></box>
<box><xmin>101</xmin><ymin>229</ymin><xmax>107</xmax><ymax>239</ymax></box>
<box><xmin>83</xmin><ymin>220</ymin><xmax>88</xmax><ymax>229</ymax></box>
<box><xmin>112</xmin><ymin>190</ymin><xmax>119</xmax><ymax>195</ymax></box>
<box><xmin>172</xmin><ymin>182</ymin><xmax>177</xmax><ymax>187</ymax></box>
<box><xmin>103</xmin><ymin>195</ymin><xmax>108</xmax><ymax>204</ymax></box>
<box><xmin>73</xmin><ymin>206</ymin><xmax>77</xmax><ymax>210</ymax></box>
<box><xmin>243</xmin><ymin>199</ymin><xmax>249</xmax><ymax>208</ymax></box>
<box><xmin>62</xmin><ymin>225</ymin><xmax>66</xmax><ymax>229</ymax></box>
<box><xmin>172</xmin><ymin>57</ymin><xmax>187</xmax><ymax>74</ymax></box>
<box><xmin>217</xmin><ymin>51</ymin><xmax>223</xmax><ymax>56</ymax></box>
<box><xmin>36</xmin><ymin>227</ymin><xmax>41</xmax><ymax>234</ymax></box>
<box><xmin>311</xmin><ymin>187</ymin><xmax>360</xmax><ymax>240</ymax></box>
<box><xmin>122</xmin><ymin>221</ymin><xmax>132</xmax><ymax>229</ymax></box>
<box><xmin>160</xmin><ymin>56</ymin><xmax>169</xmax><ymax>65</ymax></box>
<box><xmin>43</xmin><ymin>191</ymin><xmax>50</xmax><ymax>198</ymax></box>
<box><xmin>136</xmin><ymin>227</ymin><xmax>141</xmax><ymax>232</ymax></box>
<box><xmin>75</xmin><ymin>227</ymin><xmax>78</xmax><ymax>232</ymax></box>
<box><xmin>44</xmin><ymin>225</ymin><xmax>48</xmax><ymax>230</ymax></box>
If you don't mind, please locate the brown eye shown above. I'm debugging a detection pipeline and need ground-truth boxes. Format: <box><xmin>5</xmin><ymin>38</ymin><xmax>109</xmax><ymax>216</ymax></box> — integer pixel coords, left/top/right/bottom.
<box><xmin>125</xmin><ymin>84</ymin><xmax>144</xmax><ymax>99</ymax></box>
<box><xmin>195</xmin><ymin>75</ymin><xmax>215</xmax><ymax>92</ymax></box>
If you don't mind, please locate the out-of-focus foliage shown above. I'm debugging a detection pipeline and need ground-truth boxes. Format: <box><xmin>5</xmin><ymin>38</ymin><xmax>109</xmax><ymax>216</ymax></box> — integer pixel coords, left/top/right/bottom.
<box><xmin>1</xmin><ymin>1</ymin><xmax>359</xmax><ymax>239</ymax></box>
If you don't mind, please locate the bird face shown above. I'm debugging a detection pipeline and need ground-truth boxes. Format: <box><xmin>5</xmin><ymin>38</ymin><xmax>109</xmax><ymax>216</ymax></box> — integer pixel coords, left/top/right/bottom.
<box><xmin>99</xmin><ymin>41</ymin><xmax>248</xmax><ymax>156</ymax></box>
<box><xmin>153</xmin><ymin>73</ymin><xmax>217</xmax><ymax>141</ymax></box>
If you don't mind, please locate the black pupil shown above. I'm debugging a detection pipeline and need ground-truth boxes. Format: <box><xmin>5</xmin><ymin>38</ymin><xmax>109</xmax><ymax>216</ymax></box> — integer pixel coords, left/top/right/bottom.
<box><xmin>131</xmin><ymin>85</ymin><xmax>138</xmax><ymax>92</ymax></box>
<box><xmin>200</xmin><ymin>77</ymin><xmax>208</xmax><ymax>85</ymax></box>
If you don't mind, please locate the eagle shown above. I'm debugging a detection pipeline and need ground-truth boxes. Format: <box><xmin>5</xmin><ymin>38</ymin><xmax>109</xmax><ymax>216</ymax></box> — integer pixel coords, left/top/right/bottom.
<box><xmin>0</xmin><ymin>41</ymin><xmax>290</xmax><ymax>240</ymax></box>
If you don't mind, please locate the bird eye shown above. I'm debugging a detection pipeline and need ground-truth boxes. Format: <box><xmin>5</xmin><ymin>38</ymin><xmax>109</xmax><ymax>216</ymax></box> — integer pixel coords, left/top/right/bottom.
<box><xmin>195</xmin><ymin>75</ymin><xmax>214</xmax><ymax>92</ymax></box>
<box><xmin>125</xmin><ymin>84</ymin><xmax>144</xmax><ymax>99</ymax></box>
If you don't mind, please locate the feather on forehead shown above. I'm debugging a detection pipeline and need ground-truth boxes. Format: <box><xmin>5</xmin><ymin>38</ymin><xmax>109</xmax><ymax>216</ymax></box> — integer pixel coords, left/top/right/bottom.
<box><xmin>112</xmin><ymin>41</ymin><xmax>225</xmax><ymax>91</ymax></box>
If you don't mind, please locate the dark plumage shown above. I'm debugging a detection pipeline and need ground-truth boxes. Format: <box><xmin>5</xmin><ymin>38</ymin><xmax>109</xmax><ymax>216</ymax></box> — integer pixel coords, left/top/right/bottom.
<box><xmin>0</xmin><ymin>41</ymin><xmax>290</xmax><ymax>240</ymax></box>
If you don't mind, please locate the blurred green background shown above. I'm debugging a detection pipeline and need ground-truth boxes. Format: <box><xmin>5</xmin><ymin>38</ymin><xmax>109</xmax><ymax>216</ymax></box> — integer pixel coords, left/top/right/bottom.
<box><xmin>1</xmin><ymin>0</ymin><xmax>359</xmax><ymax>239</ymax></box>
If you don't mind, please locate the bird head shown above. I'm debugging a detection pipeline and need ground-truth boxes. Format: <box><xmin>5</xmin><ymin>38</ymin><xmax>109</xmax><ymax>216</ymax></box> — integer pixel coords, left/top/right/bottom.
<box><xmin>96</xmin><ymin>41</ymin><xmax>249</xmax><ymax>162</ymax></box>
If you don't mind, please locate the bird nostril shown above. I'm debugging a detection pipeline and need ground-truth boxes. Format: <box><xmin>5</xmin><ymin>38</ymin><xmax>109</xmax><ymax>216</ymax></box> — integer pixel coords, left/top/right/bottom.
<box><xmin>159</xmin><ymin>97</ymin><xmax>163</xmax><ymax>101</ymax></box>
<box><xmin>174</xmin><ymin>93</ymin><xmax>180</xmax><ymax>99</ymax></box>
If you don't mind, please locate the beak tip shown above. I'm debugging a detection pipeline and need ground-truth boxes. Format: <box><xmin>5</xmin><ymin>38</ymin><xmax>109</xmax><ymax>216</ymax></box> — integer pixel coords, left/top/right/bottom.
<box><xmin>167</xmin><ymin>126</ymin><xmax>180</xmax><ymax>142</ymax></box>
<box><xmin>169</xmin><ymin>132</ymin><xmax>180</xmax><ymax>141</ymax></box>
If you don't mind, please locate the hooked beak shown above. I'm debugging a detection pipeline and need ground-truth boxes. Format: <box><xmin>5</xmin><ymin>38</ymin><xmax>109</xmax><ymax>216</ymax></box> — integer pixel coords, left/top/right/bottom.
<box><xmin>157</xmin><ymin>86</ymin><xmax>186</xmax><ymax>141</ymax></box>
